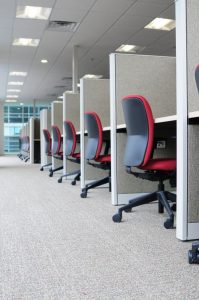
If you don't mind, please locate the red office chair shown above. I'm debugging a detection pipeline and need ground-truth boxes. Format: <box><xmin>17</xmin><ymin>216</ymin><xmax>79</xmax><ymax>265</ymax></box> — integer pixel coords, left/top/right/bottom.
<box><xmin>80</xmin><ymin>112</ymin><xmax>111</xmax><ymax>198</ymax></box>
<box><xmin>112</xmin><ymin>95</ymin><xmax>176</xmax><ymax>229</ymax></box>
<box><xmin>40</xmin><ymin>129</ymin><xmax>52</xmax><ymax>171</ymax></box>
<box><xmin>57</xmin><ymin>120</ymin><xmax>80</xmax><ymax>185</ymax></box>
<box><xmin>195</xmin><ymin>65</ymin><xmax>199</xmax><ymax>93</ymax></box>
<box><xmin>49</xmin><ymin>125</ymin><xmax>63</xmax><ymax>177</ymax></box>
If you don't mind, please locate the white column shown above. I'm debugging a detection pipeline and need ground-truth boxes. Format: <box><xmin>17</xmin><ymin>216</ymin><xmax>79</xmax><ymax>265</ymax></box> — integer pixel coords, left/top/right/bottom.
<box><xmin>175</xmin><ymin>0</ymin><xmax>188</xmax><ymax>240</ymax></box>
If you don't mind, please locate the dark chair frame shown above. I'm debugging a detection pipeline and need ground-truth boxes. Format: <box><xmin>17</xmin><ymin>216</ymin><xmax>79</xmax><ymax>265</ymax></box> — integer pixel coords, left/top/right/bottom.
<box><xmin>58</xmin><ymin>120</ymin><xmax>80</xmax><ymax>185</ymax></box>
<box><xmin>112</xmin><ymin>95</ymin><xmax>176</xmax><ymax>229</ymax></box>
<box><xmin>80</xmin><ymin>112</ymin><xmax>111</xmax><ymax>198</ymax></box>
<box><xmin>49</xmin><ymin>125</ymin><xmax>63</xmax><ymax>177</ymax></box>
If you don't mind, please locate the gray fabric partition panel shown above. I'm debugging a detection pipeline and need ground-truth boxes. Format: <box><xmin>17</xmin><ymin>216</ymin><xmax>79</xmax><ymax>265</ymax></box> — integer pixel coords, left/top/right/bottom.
<box><xmin>63</xmin><ymin>93</ymin><xmax>80</xmax><ymax>174</ymax></box>
<box><xmin>187</xmin><ymin>0</ymin><xmax>199</xmax><ymax>112</ymax></box>
<box><xmin>34</xmin><ymin>119</ymin><xmax>40</xmax><ymax>139</ymax></box>
<box><xmin>188</xmin><ymin>125</ymin><xmax>199</xmax><ymax>222</ymax></box>
<box><xmin>83</xmin><ymin>79</ymin><xmax>110</xmax><ymax>181</ymax></box>
<box><xmin>114</xmin><ymin>54</ymin><xmax>176</xmax><ymax>194</ymax></box>
<box><xmin>187</xmin><ymin>0</ymin><xmax>199</xmax><ymax>223</ymax></box>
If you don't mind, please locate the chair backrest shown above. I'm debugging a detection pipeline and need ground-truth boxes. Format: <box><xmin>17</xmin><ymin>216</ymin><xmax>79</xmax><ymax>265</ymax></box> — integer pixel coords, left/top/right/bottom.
<box><xmin>51</xmin><ymin>125</ymin><xmax>62</xmax><ymax>155</ymax></box>
<box><xmin>64</xmin><ymin>121</ymin><xmax>77</xmax><ymax>156</ymax></box>
<box><xmin>43</xmin><ymin>129</ymin><xmax>51</xmax><ymax>154</ymax></box>
<box><xmin>122</xmin><ymin>95</ymin><xmax>154</xmax><ymax>168</ymax></box>
<box><xmin>85</xmin><ymin>112</ymin><xmax>103</xmax><ymax>160</ymax></box>
<box><xmin>195</xmin><ymin>65</ymin><xmax>199</xmax><ymax>93</ymax></box>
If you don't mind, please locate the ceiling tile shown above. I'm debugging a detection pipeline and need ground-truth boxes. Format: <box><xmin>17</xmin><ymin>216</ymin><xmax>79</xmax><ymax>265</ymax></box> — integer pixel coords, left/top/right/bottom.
<box><xmin>13</xmin><ymin>19</ymin><xmax>47</xmax><ymax>39</ymax></box>
<box><xmin>55</xmin><ymin>0</ymin><xmax>96</xmax><ymax>10</ymax></box>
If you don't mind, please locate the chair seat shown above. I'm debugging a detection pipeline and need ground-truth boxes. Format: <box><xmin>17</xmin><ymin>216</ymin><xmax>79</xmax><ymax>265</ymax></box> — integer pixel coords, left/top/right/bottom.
<box><xmin>72</xmin><ymin>153</ymin><xmax>80</xmax><ymax>159</ymax></box>
<box><xmin>96</xmin><ymin>155</ymin><xmax>111</xmax><ymax>163</ymax></box>
<box><xmin>140</xmin><ymin>158</ymin><xmax>176</xmax><ymax>171</ymax></box>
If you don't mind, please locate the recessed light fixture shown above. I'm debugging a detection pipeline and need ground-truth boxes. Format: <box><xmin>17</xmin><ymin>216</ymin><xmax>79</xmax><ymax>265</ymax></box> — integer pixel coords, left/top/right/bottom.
<box><xmin>7</xmin><ymin>89</ymin><xmax>21</xmax><ymax>92</ymax></box>
<box><xmin>41</xmin><ymin>59</ymin><xmax>48</xmax><ymax>64</ymax></box>
<box><xmin>9</xmin><ymin>71</ymin><xmax>27</xmax><ymax>76</ymax></box>
<box><xmin>7</xmin><ymin>95</ymin><xmax>19</xmax><ymax>98</ymax></box>
<box><xmin>5</xmin><ymin>99</ymin><xmax>17</xmax><ymax>103</ymax></box>
<box><xmin>77</xmin><ymin>83</ymin><xmax>80</xmax><ymax>88</ymax></box>
<box><xmin>115</xmin><ymin>44</ymin><xmax>144</xmax><ymax>53</ymax></box>
<box><xmin>20</xmin><ymin>103</ymin><xmax>24</xmax><ymax>106</ymax></box>
<box><xmin>13</xmin><ymin>38</ymin><xmax>40</xmax><ymax>47</ymax></box>
<box><xmin>8</xmin><ymin>82</ymin><xmax>24</xmax><ymax>86</ymax></box>
<box><xmin>145</xmin><ymin>18</ymin><xmax>176</xmax><ymax>31</ymax></box>
<box><xmin>16</xmin><ymin>6</ymin><xmax>52</xmax><ymax>20</ymax></box>
<box><xmin>83</xmin><ymin>74</ymin><xmax>103</xmax><ymax>79</ymax></box>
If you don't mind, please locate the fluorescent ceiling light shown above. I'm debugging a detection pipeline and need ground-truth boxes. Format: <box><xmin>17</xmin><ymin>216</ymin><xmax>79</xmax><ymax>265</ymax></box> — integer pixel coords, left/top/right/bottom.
<box><xmin>16</xmin><ymin>6</ymin><xmax>52</xmax><ymax>20</ymax></box>
<box><xmin>8</xmin><ymin>82</ymin><xmax>24</xmax><ymax>86</ymax></box>
<box><xmin>77</xmin><ymin>83</ymin><xmax>80</xmax><ymax>88</ymax></box>
<box><xmin>7</xmin><ymin>95</ymin><xmax>19</xmax><ymax>98</ymax></box>
<box><xmin>13</xmin><ymin>38</ymin><xmax>40</xmax><ymax>47</ymax></box>
<box><xmin>41</xmin><ymin>59</ymin><xmax>48</xmax><ymax>64</ymax></box>
<box><xmin>145</xmin><ymin>18</ymin><xmax>176</xmax><ymax>31</ymax></box>
<box><xmin>116</xmin><ymin>44</ymin><xmax>144</xmax><ymax>53</ymax></box>
<box><xmin>7</xmin><ymin>89</ymin><xmax>21</xmax><ymax>92</ymax></box>
<box><xmin>20</xmin><ymin>103</ymin><xmax>24</xmax><ymax>106</ymax></box>
<box><xmin>5</xmin><ymin>99</ymin><xmax>17</xmax><ymax>103</ymax></box>
<box><xmin>58</xmin><ymin>96</ymin><xmax>64</xmax><ymax>99</ymax></box>
<box><xmin>83</xmin><ymin>74</ymin><xmax>103</xmax><ymax>79</ymax></box>
<box><xmin>9</xmin><ymin>71</ymin><xmax>27</xmax><ymax>76</ymax></box>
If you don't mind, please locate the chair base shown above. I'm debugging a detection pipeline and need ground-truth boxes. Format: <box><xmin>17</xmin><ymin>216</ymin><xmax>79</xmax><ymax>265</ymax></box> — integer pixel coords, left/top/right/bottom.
<box><xmin>80</xmin><ymin>175</ymin><xmax>111</xmax><ymax>198</ymax></box>
<box><xmin>40</xmin><ymin>163</ymin><xmax>52</xmax><ymax>171</ymax></box>
<box><xmin>58</xmin><ymin>170</ymin><xmax>80</xmax><ymax>184</ymax></box>
<box><xmin>49</xmin><ymin>166</ymin><xmax>63</xmax><ymax>177</ymax></box>
<box><xmin>112</xmin><ymin>190</ymin><xmax>176</xmax><ymax>229</ymax></box>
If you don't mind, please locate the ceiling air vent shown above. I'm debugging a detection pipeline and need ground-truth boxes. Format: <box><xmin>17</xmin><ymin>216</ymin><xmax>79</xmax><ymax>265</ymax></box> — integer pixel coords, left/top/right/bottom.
<box><xmin>54</xmin><ymin>85</ymin><xmax>67</xmax><ymax>89</ymax></box>
<box><xmin>47</xmin><ymin>93</ymin><xmax>57</xmax><ymax>97</ymax></box>
<box><xmin>47</xmin><ymin>21</ymin><xmax>79</xmax><ymax>32</ymax></box>
<box><xmin>62</xmin><ymin>77</ymin><xmax>72</xmax><ymax>81</ymax></box>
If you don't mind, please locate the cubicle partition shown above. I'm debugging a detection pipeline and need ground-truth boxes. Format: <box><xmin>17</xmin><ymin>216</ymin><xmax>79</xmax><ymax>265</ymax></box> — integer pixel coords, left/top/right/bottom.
<box><xmin>51</xmin><ymin>101</ymin><xmax>63</xmax><ymax>170</ymax></box>
<box><xmin>29</xmin><ymin>117</ymin><xmax>40</xmax><ymax>164</ymax></box>
<box><xmin>110</xmin><ymin>53</ymin><xmax>176</xmax><ymax>205</ymax></box>
<box><xmin>80</xmin><ymin>78</ymin><xmax>110</xmax><ymax>190</ymax></box>
<box><xmin>176</xmin><ymin>0</ymin><xmax>199</xmax><ymax>240</ymax></box>
<box><xmin>40</xmin><ymin>108</ymin><xmax>51</xmax><ymax>167</ymax></box>
<box><xmin>63</xmin><ymin>92</ymin><xmax>80</xmax><ymax>178</ymax></box>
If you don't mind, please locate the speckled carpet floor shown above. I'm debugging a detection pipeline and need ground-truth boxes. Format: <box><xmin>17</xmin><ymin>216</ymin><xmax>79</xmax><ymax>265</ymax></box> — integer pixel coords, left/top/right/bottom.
<box><xmin>0</xmin><ymin>156</ymin><xmax>198</xmax><ymax>300</ymax></box>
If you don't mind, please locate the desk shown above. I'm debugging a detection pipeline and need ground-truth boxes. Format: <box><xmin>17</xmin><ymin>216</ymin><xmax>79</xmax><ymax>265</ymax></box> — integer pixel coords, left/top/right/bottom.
<box><xmin>111</xmin><ymin>114</ymin><xmax>176</xmax><ymax>205</ymax></box>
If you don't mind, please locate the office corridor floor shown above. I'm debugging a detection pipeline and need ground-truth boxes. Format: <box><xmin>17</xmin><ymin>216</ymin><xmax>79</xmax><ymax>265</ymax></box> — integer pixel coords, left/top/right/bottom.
<box><xmin>0</xmin><ymin>156</ymin><xmax>198</xmax><ymax>300</ymax></box>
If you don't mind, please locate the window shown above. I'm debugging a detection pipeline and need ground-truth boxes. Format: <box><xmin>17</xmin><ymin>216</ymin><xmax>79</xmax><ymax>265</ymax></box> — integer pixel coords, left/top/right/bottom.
<box><xmin>4</xmin><ymin>104</ymin><xmax>50</xmax><ymax>153</ymax></box>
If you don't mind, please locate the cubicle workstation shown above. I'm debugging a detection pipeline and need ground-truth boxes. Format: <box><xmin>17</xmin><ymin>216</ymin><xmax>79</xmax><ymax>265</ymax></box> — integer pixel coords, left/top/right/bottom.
<box><xmin>80</xmin><ymin>78</ymin><xmax>110</xmax><ymax>192</ymax></box>
<box><xmin>51</xmin><ymin>101</ymin><xmax>63</xmax><ymax>171</ymax></box>
<box><xmin>176</xmin><ymin>0</ymin><xmax>199</xmax><ymax>240</ymax></box>
<box><xmin>62</xmin><ymin>92</ymin><xmax>80</xmax><ymax>181</ymax></box>
<box><xmin>110</xmin><ymin>53</ymin><xmax>176</xmax><ymax>206</ymax></box>
<box><xmin>40</xmin><ymin>108</ymin><xmax>51</xmax><ymax>170</ymax></box>
<box><xmin>29</xmin><ymin>117</ymin><xmax>40</xmax><ymax>164</ymax></box>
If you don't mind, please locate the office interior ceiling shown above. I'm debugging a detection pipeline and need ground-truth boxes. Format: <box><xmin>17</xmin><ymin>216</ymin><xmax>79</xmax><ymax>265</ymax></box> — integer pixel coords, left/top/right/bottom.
<box><xmin>0</xmin><ymin>0</ymin><xmax>175</xmax><ymax>103</ymax></box>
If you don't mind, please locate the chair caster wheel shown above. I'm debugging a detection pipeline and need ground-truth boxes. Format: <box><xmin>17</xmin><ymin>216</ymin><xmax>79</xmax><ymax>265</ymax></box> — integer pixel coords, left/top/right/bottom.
<box><xmin>40</xmin><ymin>167</ymin><xmax>44</xmax><ymax>171</ymax></box>
<box><xmin>112</xmin><ymin>213</ymin><xmax>122</xmax><ymax>223</ymax></box>
<box><xmin>164</xmin><ymin>217</ymin><xmax>174</xmax><ymax>229</ymax></box>
<box><xmin>71</xmin><ymin>180</ymin><xmax>76</xmax><ymax>186</ymax></box>
<box><xmin>80</xmin><ymin>190</ymin><xmax>87</xmax><ymax>198</ymax></box>
<box><xmin>49</xmin><ymin>172</ymin><xmax>53</xmax><ymax>177</ymax></box>
<box><xmin>124</xmin><ymin>208</ymin><xmax>132</xmax><ymax>213</ymax></box>
<box><xmin>188</xmin><ymin>250</ymin><xmax>194</xmax><ymax>264</ymax></box>
<box><xmin>58</xmin><ymin>178</ymin><xmax>62</xmax><ymax>183</ymax></box>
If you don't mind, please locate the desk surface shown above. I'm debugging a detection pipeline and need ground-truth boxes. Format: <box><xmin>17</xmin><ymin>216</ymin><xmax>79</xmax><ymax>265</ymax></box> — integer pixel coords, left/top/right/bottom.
<box><xmin>103</xmin><ymin>114</ymin><xmax>177</xmax><ymax>132</ymax></box>
<box><xmin>189</xmin><ymin>111</ymin><xmax>199</xmax><ymax>119</ymax></box>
